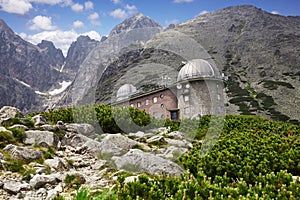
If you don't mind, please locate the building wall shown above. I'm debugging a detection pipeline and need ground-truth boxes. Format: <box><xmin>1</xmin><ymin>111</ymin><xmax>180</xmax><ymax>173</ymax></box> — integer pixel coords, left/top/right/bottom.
<box><xmin>177</xmin><ymin>79</ymin><xmax>224</xmax><ymax>119</ymax></box>
<box><xmin>115</xmin><ymin>79</ymin><xmax>224</xmax><ymax>120</ymax></box>
<box><xmin>116</xmin><ymin>88</ymin><xmax>178</xmax><ymax>120</ymax></box>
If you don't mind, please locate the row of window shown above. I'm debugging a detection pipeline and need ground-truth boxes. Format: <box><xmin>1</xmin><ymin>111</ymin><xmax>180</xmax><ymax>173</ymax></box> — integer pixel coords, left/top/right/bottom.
<box><xmin>130</xmin><ymin>94</ymin><xmax>165</xmax><ymax>108</ymax></box>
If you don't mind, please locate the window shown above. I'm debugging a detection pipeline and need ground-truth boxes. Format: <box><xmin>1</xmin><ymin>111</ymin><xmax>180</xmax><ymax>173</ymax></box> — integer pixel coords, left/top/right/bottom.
<box><xmin>145</xmin><ymin>99</ymin><xmax>149</xmax><ymax>105</ymax></box>
<box><xmin>137</xmin><ymin>102</ymin><xmax>141</xmax><ymax>108</ymax></box>
<box><xmin>161</xmin><ymin>114</ymin><xmax>165</xmax><ymax>119</ymax></box>
<box><xmin>184</xmin><ymin>107</ymin><xmax>190</xmax><ymax>114</ymax></box>
<box><xmin>153</xmin><ymin>112</ymin><xmax>159</xmax><ymax>118</ymax></box>
<box><xmin>130</xmin><ymin>104</ymin><xmax>134</xmax><ymax>107</ymax></box>
<box><xmin>161</xmin><ymin>104</ymin><xmax>164</xmax><ymax>108</ymax></box>
<box><xmin>153</xmin><ymin>97</ymin><xmax>158</xmax><ymax>103</ymax></box>
<box><xmin>217</xmin><ymin>106</ymin><xmax>222</xmax><ymax>113</ymax></box>
<box><xmin>185</xmin><ymin>83</ymin><xmax>190</xmax><ymax>89</ymax></box>
<box><xmin>184</xmin><ymin>95</ymin><xmax>189</xmax><ymax>102</ymax></box>
<box><xmin>217</xmin><ymin>94</ymin><xmax>221</xmax><ymax>101</ymax></box>
<box><xmin>160</xmin><ymin>94</ymin><xmax>164</xmax><ymax>99</ymax></box>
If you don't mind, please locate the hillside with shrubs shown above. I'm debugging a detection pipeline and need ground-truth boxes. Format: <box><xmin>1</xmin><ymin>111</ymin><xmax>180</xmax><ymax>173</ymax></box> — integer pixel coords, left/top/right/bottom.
<box><xmin>0</xmin><ymin>105</ymin><xmax>299</xmax><ymax>199</ymax></box>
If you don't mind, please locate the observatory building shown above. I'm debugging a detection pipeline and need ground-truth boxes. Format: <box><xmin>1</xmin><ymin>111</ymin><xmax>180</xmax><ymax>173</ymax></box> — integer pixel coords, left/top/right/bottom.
<box><xmin>114</xmin><ymin>59</ymin><xmax>225</xmax><ymax>120</ymax></box>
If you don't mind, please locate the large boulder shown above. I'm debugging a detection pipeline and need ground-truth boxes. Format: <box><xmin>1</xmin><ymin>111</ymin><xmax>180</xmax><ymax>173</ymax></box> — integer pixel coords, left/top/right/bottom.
<box><xmin>3</xmin><ymin>181</ymin><xmax>30</xmax><ymax>194</ymax></box>
<box><xmin>3</xmin><ymin>144</ymin><xmax>42</xmax><ymax>163</ymax></box>
<box><xmin>65</xmin><ymin>123</ymin><xmax>95</xmax><ymax>138</ymax></box>
<box><xmin>97</xmin><ymin>134</ymin><xmax>140</xmax><ymax>155</ymax></box>
<box><xmin>61</xmin><ymin>132</ymin><xmax>92</xmax><ymax>147</ymax></box>
<box><xmin>29</xmin><ymin>174</ymin><xmax>58</xmax><ymax>189</ymax></box>
<box><xmin>0</xmin><ymin>126</ymin><xmax>12</xmax><ymax>135</ymax></box>
<box><xmin>44</xmin><ymin>158</ymin><xmax>68</xmax><ymax>171</ymax></box>
<box><xmin>112</xmin><ymin>149</ymin><xmax>184</xmax><ymax>176</ymax></box>
<box><xmin>31</xmin><ymin>114</ymin><xmax>48</xmax><ymax>126</ymax></box>
<box><xmin>24</xmin><ymin>130</ymin><xmax>59</xmax><ymax>148</ymax></box>
<box><xmin>0</xmin><ymin>106</ymin><xmax>23</xmax><ymax>126</ymax></box>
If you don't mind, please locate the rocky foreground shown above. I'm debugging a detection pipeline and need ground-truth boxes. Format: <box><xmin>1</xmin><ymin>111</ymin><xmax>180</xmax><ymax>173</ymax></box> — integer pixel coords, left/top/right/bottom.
<box><xmin>0</xmin><ymin>106</ymin><xmax>190</xmax><ymax>200</ymax></box>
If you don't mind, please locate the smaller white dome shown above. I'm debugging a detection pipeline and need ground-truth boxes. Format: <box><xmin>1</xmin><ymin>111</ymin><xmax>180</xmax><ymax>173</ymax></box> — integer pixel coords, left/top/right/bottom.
<box><xmin>117</xmin><ymin>84</ymin><xmax>137</xmax><ymax>101</ymax></box>
<box><xmin>177</xmin><ymin>59</ymin><xmax>219</xmax><ymax>81</ymax></box>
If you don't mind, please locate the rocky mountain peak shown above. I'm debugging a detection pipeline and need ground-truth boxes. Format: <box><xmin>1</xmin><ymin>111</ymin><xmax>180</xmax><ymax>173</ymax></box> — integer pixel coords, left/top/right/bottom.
<box><xmin>63</xmin><ymin>35</ymin><xmax>100</xmax><ymax>74</ymax></box>
<box><xmin>108</xmin><ymin>13</ymin><xmax>163</xmax><ymax>37</ymax></box>
<box><xmin>37</xmin><ymin>40</ymin><xmax>56</xmax><ymax>49</ymax></box>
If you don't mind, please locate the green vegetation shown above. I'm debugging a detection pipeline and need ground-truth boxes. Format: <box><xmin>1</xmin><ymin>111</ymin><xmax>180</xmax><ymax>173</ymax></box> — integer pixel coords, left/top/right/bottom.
<box><xmin>0</xmin><ymin>131</ymin><xmax>16</xmax><ymax>148</ymax></box>
<box><xmin>69</xmin><ymin>114</ymin><xmax>300</xmax><ymax>199</ymax></box>
<box><xmin>9</xmin><ymin>127</ymin><xmax>26</xmax><ymax>143</ymax></box>
<box><xmin>260</xmin><ymin>80</ymin><xmax>295</xmax><ymax>90</ymax></box>
<box><xmin>31</xmin><ymin>104</ymin><xmax>151</xmax><ymax>134</ymax></box>
<box><xmin>65</xmin><ymin>174</ymin><xmax>86</xmax><ymax>190</ymax></box>
<box><xmin>3</xmin><ymin>117</ymin><xmax>34</xmax><ymax>128</ymax></box>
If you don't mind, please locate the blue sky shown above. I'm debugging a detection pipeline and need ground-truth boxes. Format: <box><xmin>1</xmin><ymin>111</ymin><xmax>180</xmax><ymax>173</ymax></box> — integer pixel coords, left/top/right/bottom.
<box><xmin>0</xmin><ymin>0</ymin><xmax>299</xmax><ymax>55</ymax></box>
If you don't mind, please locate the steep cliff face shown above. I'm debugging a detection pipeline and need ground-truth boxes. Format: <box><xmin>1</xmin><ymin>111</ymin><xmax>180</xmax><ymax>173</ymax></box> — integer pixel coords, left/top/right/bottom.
<box><xmin>64</xmin><ymin>35</ymin><xmax>100</xmax><ymax>76</ymax></box>
<box><xmin>37</xmin><ymin>40</ymin><xmax>65</xmax><ymax>71</ymax></box>
<box><xmin>0</xmin><ymin>19</ymin><xmax>62</xmax><ymax>92</ymax></box>
<box><xmin>109</xmin><ymin>13</ymin><xmax>163</xmax><ymax>37</ymax></box>
<box><xmin>0</xmin><ymin>73</ymin><xmax>39</xmax><ymax>113</ymax></box>
<box><xmin>60</xmin><ymin>13</ymin><xmax>162</xmax><ymax>106</ymax></box>
<box><xmin>94</xmin><ymin>5</ymin><xmax>300</xmax><ymax>122</ymax></box>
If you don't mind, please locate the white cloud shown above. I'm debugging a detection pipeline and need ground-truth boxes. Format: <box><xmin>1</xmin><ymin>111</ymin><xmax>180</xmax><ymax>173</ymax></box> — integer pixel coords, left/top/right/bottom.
<box><xmin>271</xmin><ymin>11</ymin><xmax>280</xmax><ymax>15</ymax></box>
<box><xmin>84</xmin><ymin>1</ymin><xmax>93</xmax><ymax>10</ymax></box>
<box><xmin>0</xmin><ymin>0</ymin><xmax>33</xmax><ymax>15</ymax></box>
<box><xmin>29</xmin><ymin>0</ymin><xmax>64</xmax><ymax>5</ymax></box>
<box><xmin>109</xmin><ymin>4</ymin><xmax>138</xmax><ymax>20</ymax></box>
<box><xmin>72</xmin><ymin>20</ymin><xmax>84</xmax><ymax>29</ymax></box>
<box><xmin>198</xmin><ymin>10</ymin><xmax>209</xmax><ymax>16</ymax></box>
<box><xmin>19</xmin><ymin>32</ymin><xmax>28</xmax><ymax>39</ymax></box>
<box><xmin>165</xmin><ymin>19</ymin><xmax>180</xmax><ymax>25</ymax></box>
<box><xmin>23</xmin><ymin>30</ymin><xmax>77</xmax><ymax>55</ymax></box>
<box><xmin>110</xmin><ymin>8</ymin><xmax>128</xmax><ymax>20</ymax></box>
<box><xmin>21</xmin><ymin>29</ymin><xmax>101</xmax><ymax>56</ymax></box>
<box><xmin>71</xmin><ymin>3</ymin><xmax>83</xmax><ymax>12</ymax></box>
<box><xmin>29</xmin><ymin>15</ymin><xmax>57</xmax><ymax>31</ymax></box>
<box><xmin>88</xmin><ymin>12</ymin><xmax>101</xmax><ymax>26</ymax></box>
<box><xmin>88</xmin><ymin>12</ymin><xmax>99</xmax><ymax>20</ymax></box>
<box><xmin>125</xmin><ymin>4</ymin><xmax>137</xmax><ymax>15</ymax></box>
<box><xmin>111</xmin><ymin>0</ymin><xmax>121</xmax><ymax>4</ymax></box>
<box><xmin>82</xmin><ymin>30</ymin><xmax>101</xmax><ymax>41</ymax></box>
<box><xmin>173</xmin><ymin>0</ymin><xmax>193</xmax><ymax>3</ymax></box>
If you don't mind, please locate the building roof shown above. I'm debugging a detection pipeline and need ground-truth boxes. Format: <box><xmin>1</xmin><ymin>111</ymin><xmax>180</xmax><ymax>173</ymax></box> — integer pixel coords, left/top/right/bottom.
<box><xmin>177</xmin><ymin>59</ymin><xmax>220</xmax><ymax>81</ymax></box>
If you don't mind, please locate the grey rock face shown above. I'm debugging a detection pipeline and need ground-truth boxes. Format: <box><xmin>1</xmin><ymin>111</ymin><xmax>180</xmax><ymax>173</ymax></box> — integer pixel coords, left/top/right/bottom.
<box><xmin>3</xmin><ymin>181</ymin><xmax>30</xmax><ymax>194</ymax></box>
<box><xmin>62</xmin><ymin>14</ymin><xmax>162</xmax><ymax>107</ymax></box>
<box><xmin>24</xmin><ymin>130</ymin><xmax>59</xmax><ymax>148</ymax></box>
<box><xmin>0</xmin><ymin>106</ymin><xmax>23</xmax><ymax>125</ymax></box>
<box><xmin>64</xmin><ymin>35</ymin><xmax>100</xmax><ymax>75</ymax></box>
<box><xmin>31</xmin><ymin>114</ymin><xmax>48</xmax><ymax>126</ymax></box>
<box><xmin>97</xmin><ymin>134</ymin><xmax>139</xmax><ymax>154</ymax></box>
<box><xmin>37</xmin><ymin>40</ymin><xmax>65</xmax><ymax>70</ymax></box>
<box><xmin>112</xmin><ymin>149</ymin><xmax>184</xmax><ymax>176</ymax></box>
<box><xmin>0</xmin><ymin>126</ymin><xmax>12</xmax><ymax>135</ymax></box>
<box><xmin>44</xmin><ymin>158</ymin><xmax>68</xmax><ymax>171</ymax></box>
<box><xmin>29</xmin><ymin>174</ymin><xmax>58</xmax><ymax>189</ymax></box>
<box><xmin>65</xmin><ymin>123</ymin><xmax>95</xmax><ymax>138</ymax></box>
<box><xmin>109</xmin><ymin>13</ymin><xmax>162</xmax><ymax>37</ymax></box>
<box><xmin>3</xmin><ymin>144</ymin><xmax>42</xmax><ymax>163</ymax></box>
<box><xmin>0</xmin><ymin>19</ymin><xmax>62</xmax><ymax>92</ymax></box>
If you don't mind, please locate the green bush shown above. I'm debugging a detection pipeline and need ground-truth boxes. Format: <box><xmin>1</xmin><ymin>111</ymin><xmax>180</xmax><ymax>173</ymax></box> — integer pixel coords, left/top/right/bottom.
<box><xmin>32</xmin><ymin>104</ymin><xmax>152</xmax><ymax>134</ymax></box>
<box><xmin>9</xmin><ymin>128</ymin><xmax>26</xmax><ymax>143</ymax></box>
<box><xmin>3</xmin><ymin>159</ymin><xmax>24</xmax><ymax>173</ymax></box>
<box><xmin>64</xmin><ymin>174</ymin><xmax>85</xmax><ymax>190</ymax></box>
<box><xmin>0</xmin><ymin>131</ymin><xmax>16</xmax><ymax>148</ymax></box>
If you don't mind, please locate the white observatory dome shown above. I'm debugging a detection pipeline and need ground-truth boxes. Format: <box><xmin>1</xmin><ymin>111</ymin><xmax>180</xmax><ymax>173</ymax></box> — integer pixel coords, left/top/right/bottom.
<box><xmin>116</xmin><ymin>84</ymin><xmax>137</xmax><ymax>101</ymax></box>
<box><xmin>177</xmin><ymin>59</ymin><xmax>219</xmax><ymax>81</ymax></box>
